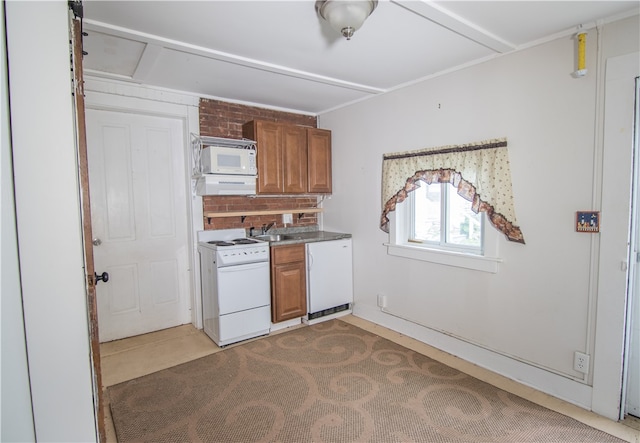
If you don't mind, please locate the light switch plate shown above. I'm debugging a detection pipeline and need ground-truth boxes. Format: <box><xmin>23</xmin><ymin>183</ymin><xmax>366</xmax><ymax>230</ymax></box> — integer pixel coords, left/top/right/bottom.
<box><xmin>282</xmin><ymin>213</ymin><xmax>293</xmax><ymax>224</ymax></box>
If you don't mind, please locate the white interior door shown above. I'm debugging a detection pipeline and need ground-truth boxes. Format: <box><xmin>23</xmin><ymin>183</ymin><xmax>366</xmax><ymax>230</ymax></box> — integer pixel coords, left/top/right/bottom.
<box><xmin>87</xmin><ymin>109</ymin><xmax>190</xmax><ymax>342</ymax></box>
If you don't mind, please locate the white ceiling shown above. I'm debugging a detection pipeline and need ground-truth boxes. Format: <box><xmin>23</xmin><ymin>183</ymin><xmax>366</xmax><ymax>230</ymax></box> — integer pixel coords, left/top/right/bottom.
<box><xmin>82</xmin><ymin>1</ymin><xmax>639</xmax><ymax>115</ymax></box>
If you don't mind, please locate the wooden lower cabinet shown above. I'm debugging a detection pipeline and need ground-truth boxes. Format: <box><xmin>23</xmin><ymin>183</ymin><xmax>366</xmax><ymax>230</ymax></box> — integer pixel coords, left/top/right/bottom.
<box><xmin>270</xmin><ymin>244</ymin><xmax>307</xmax><ymax>323</ymax></box>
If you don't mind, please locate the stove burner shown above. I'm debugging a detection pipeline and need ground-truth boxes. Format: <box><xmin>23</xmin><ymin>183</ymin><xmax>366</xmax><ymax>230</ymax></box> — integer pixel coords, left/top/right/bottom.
<box><xmin>207</xmin><ymin>240</ymin><xmax>234</xmax><ymax>247</ymax></box>
<box><xmin>232</xmin><ymin>238</ymin><xmax>259</xmax><ymax>244</ymax></box>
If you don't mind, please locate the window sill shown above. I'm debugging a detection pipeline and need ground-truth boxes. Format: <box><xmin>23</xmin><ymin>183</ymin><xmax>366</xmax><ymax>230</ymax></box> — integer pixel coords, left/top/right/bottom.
<box><xmin>384</xmin><ymin>243</ymin><xmax>501</xmax><ymax>273</ymax></box>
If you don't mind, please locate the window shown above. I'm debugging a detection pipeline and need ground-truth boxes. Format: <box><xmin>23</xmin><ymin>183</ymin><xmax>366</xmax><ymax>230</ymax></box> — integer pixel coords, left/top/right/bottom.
<box><xmin>386</xmin><ymin>182</ymin><xmax>501</xmax><ymax>273</ymax></box>
<box><xmin>380</xmin><ymin>139</ymin><xmax>524</xmax><ymax>245</ymax></box>
<box><xmin>409</xmin><ymin>182</ymin><xmax>483</xmax><ymax>254</ymax></box>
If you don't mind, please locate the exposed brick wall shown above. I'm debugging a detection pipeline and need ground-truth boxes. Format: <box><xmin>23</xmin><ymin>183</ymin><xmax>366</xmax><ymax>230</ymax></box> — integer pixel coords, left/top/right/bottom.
<box><xmin>199</xmin><ymin>99</ymin><xmax>316</xmax><ymax>138</ymax></box>
<box><xmin>203</xmin><ymin>196</ymin><xmax>319</xmax><ymax>231</ymax></box>
<box><xmin>199</xmin><ymin>99</ymin><xmax>319</xmax><ymax>231</ymax></box>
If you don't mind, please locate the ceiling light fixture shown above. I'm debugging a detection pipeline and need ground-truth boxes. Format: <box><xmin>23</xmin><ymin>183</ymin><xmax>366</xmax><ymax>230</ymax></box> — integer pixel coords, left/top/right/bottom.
<box><xmin>316</xmin><ymin>0</ymin><xmax>378</xmax><ymax>41</ymax></box>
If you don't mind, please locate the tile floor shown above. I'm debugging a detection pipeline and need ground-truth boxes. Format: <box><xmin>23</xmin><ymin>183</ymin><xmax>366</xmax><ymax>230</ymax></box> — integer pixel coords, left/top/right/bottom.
<box><xmin>100</xmin><ymin>316</ymin><xmax>640</xmax><ymax>443</ymax></box>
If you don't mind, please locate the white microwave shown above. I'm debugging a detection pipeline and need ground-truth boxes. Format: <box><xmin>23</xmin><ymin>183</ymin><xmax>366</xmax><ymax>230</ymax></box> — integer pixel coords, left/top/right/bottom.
<box><xmin>201</xmin><ymin>146</ymin><xmax>257</xmax><ymax>176</ymax></box>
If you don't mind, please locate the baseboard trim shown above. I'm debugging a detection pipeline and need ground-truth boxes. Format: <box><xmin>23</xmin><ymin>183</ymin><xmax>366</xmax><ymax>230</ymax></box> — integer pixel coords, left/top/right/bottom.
<box><xmin>352</xmin><ymin>303</ymin><xmax>593</xmax><ymax>411</ymax></box>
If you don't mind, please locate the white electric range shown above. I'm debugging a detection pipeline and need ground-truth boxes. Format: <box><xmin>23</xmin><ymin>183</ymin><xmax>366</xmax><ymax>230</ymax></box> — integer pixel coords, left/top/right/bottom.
<box><xmin>197</xmin><ymin>229</ymin><xmax>271</xmax><ymax>346</ymax></box>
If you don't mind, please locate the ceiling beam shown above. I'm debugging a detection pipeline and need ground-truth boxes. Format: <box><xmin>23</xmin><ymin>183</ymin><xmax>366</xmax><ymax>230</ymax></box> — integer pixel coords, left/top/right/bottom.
<box><xmin>83</xmin><ymin>20</ymin><xmax>385</xmax><ymax>95</ymax></box>
<box><xmin>392</xmin><ymin>0</ymin><xmax>516</xmax><ymax>53</ymax></box>
<box><xmin>132</xmin><ymin>43</ymin><xmax>162</xmax><ymax>82</ymax></box>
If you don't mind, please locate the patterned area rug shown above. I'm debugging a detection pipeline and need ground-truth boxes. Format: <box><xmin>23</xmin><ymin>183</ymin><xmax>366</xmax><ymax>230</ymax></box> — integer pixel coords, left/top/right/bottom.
<box><xmin>108</xmin><ymin>320</ymin><xmax>624</xmax><ymax>442</ymax></box>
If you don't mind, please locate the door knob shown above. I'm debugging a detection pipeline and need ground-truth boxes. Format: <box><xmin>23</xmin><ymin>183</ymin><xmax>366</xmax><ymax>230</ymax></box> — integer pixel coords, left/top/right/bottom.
<box><xmin>94</xmin><ymin>272</ymin><xmax>109</xmax><ymax>284</ymax></box>
<box><xmin>92</xmin><ymin>238</ymin><xmax>102</xmax><ymax>246</ymax></box>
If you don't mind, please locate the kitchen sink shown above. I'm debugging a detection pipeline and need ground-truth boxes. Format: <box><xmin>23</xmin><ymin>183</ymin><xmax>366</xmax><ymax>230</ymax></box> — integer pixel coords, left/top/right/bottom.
<box><xmin>253</xmin><ymin>232</ymin><xmax>322</xmax><ymax>242</ymax></box>
<box><xmin>282</xmin><ymin>234</ymin><xmax>305</xmax><ymax>240</ymax></box>
<box><xmin>253</xmin><ymin>234</ymin><xmax>284</xmax><ymax>242</ymax></box>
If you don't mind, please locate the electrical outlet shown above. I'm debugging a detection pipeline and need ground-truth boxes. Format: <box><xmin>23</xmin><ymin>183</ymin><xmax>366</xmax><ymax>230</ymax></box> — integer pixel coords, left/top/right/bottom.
<box><xmin>574</xmin><ymin>351</ymin><xmax>590</xmax><ymax>374</ymax></box>
<box><xmin>282</xmin><ymin>213</ymin><xmax>293</xmax><ymax>225</ymax></box>
<box><xmin>377</xmin><ymin>294</ymin><xmax>387</xmax><ymax>309</ymax></box>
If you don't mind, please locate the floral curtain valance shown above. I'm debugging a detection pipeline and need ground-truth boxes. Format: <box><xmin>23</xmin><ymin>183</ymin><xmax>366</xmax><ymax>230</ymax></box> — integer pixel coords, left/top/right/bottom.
<box><xmin>381</xmin><ymin>138</ymin><xmax>525</xmax><ymax>244</ymax></box>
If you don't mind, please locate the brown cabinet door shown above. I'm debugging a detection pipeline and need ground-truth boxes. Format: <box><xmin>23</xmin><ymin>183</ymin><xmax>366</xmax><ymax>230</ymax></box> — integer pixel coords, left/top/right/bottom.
<box><xmin>272</xmin><ymin>262</ymin><xmax>307</xmax><ymax>322</ymax></box>
<box><xmin>243</xmin><ymin>120</ymin><xmax>283</xmax><ymax>193</ymax></box>
<box><xmin>271</xmin><ymin>244</ymin><xmax>307</xmax><ymax>322</ymax></box>
<box><xmin>244</xmin><ymin>120</ymin><xmax>332</xmax><ymax>195</ymax></box>
<box><xmin>282</xmin><ymin>125</ymin><xmax>308</xmax><ymax>193</ymax></box>
<box><xmin>307</xmin><ymin>128</ymin><xmax>332</xmax><ymax>193</ymax></box>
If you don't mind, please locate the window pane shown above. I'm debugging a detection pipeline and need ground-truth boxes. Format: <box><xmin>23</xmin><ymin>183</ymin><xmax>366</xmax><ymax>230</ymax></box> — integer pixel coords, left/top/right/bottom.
<box><xmin>413</xmin><ymin>182</ymin><xmax>441</xmax><ymax>242</ymax></box>
<box><xmin>447</xmin><ymin>187</ymin><xmax>482</xmax><ymax>247</ymax></box>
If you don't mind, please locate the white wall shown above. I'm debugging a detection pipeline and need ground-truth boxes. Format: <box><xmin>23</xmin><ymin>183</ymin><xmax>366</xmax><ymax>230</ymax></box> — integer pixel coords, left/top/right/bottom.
<box><xmin>5</xmin><ymin>2</ymin><xmax>97</xmax><ymax>441</ymax></box>
<box><xmin>319</xmin><ymin>16</ymin><xmax>640</xmax><ymax>417</ymax></box>
<box><xmin>1</xmin><ymin>2</ymin><xmax>36</xmax><ymax>441</ymax></box>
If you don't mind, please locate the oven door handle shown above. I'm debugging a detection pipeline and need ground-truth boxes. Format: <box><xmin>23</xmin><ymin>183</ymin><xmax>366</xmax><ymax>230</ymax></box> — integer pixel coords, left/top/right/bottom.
<box><xmin>218</xmin><ymin>261</ymin><xmax>269</xmax><ymax>272</ymax></box>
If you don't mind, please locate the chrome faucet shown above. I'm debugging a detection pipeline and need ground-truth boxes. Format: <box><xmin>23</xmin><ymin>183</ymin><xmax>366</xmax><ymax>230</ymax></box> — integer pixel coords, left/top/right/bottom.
<box><xmin>261</xmin><ymin>222</ymin><xmax>276</xmax><ymax>234</ymax></box>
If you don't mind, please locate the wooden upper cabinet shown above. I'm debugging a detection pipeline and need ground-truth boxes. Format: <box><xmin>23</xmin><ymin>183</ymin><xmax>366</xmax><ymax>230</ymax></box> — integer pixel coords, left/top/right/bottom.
<box><xmin>243</xmin><ymin>120</ymin><xmax>332</xmax><ymax>195</ymax></box>
<box><xmin>307</xmin><ymin>128</ymin><xmax>332</xmax><ymax>194</ymax></box>
<box><xmin>282</xmin><ymin>125</ymin><xmax>308</xmax><ymax>193</ymax></box>
<box><xmin>243</xmin><ymin>120</ymin><xmax>283</xmax><ymax>194</ymax></box>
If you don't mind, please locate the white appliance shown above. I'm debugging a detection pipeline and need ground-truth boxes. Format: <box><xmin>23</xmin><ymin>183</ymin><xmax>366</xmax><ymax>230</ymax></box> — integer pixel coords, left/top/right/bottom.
<box><xmin>195</xmin><ymin>174</ymin><xmax>256</xmax><ymax>196</ymax></box>
<box><xmin>202</xmin><ymin>145</ymin><xmax>257</xmax><ymax>176</ymax></box>
<box><xmin>198</xmin><ymin>229</ymin><xmax>271</xmax><ymax>346</ymax></box>
<box><xmin>305</xmin><ymin>238</ymin><xmax>354</xmax><ymax>324</ymax></box>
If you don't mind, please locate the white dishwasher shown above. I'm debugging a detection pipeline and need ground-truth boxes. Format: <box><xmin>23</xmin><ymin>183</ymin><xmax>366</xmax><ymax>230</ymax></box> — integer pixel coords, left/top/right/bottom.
<box><xmin>305</xmin><ymin>238</ymin><xmax>354</xmax><ymax>324</ymax></box>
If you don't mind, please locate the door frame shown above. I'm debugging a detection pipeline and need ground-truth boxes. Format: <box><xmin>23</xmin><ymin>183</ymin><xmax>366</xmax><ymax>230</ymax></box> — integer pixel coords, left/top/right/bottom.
<box><xmin>82</xmin><ymin>81</ymin><xmax>204</xmax><ymax>330</ymax></box>
<box><xmin>594</xmin><ymin>51</ymin><xmax>640</xmax><ymax>420</ymax></box>
<box><xmin>621</xmin><ymin>76</ymin><xmax>640</xmax><ymax>419</ymax></box>
<box><xmin>70</xmin><ymin>13</ymin><xmax>105</xmax><ymax>440</ymax></box>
